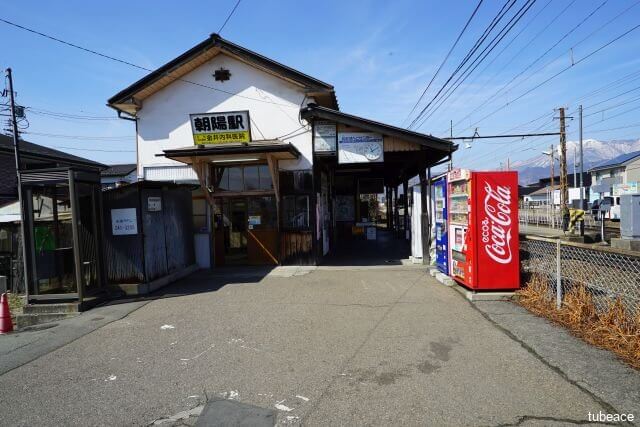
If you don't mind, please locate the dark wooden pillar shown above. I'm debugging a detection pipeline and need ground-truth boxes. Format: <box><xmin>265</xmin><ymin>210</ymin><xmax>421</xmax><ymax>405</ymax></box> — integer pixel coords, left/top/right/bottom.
<box><xmin>393</xmin><ymin>185</ymin><xmax>399</xmax><ymax>235</ymax></box>
<box><xmin>387</xmin><ymin>186</ymin><xmax>393</xmax><ymax>230</ymax></box>
<box><xmin>418</xmin><ymin>168</ymin><xmax>430</xmax><ymax>264</ymax></box>
<box><xmin>402</xmin><ymin>179</ymin><xmax>409</xmax><ymax>240</ymax></box>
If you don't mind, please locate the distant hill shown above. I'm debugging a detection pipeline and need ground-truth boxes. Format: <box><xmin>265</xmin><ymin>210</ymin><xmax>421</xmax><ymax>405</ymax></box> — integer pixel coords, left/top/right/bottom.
<box><xmin>512</xmin><ymin>138</ymin><xmax>640</xmax><ymax>185</ymax></box>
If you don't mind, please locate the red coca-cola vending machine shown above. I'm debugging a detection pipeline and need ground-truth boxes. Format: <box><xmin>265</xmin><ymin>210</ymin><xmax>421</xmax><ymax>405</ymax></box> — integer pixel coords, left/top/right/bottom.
<box><xmin>447</xmin><ymin>169</ymin><xmax>519</xmax><ymax>290</ymax></box>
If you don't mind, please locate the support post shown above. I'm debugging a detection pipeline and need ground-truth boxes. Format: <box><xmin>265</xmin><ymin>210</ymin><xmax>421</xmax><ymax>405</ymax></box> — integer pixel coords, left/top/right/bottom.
<box><xmin>402</xmin><ymin>179</ymin><xmax>409</xmax><ymax>240</ymax></box>
<box><xmin>393</xmin><ymin>185</ymin><xmax>399</xmax><ymax>235</ymax></box>
<box><xmin>579</xmin><ymin>105</ymin><xmax>585</xmax><ymax>210</ymax></box>
<box><xmin>387</xmin><ymin>186</ymin><xmax>393</xmax><ymax>230</ymax></box>
<box><xmin>418</xmin><ymin>168</ymin><xmax>430</xmax><ymax>264</ymax></box>
<box><xmin>5</xmin><ymin>68</ymin><xmax>29</xmax><ymax>297</ymax></box>
<box><xmin>556</xmin><ymin>239</ymin><xmax>562</xmax><ymax>309</ymax></box>
<box><xmin>559</xmin><ymin>107</ymin><xmax>568</xmax><ymax>212</ymax></box>
<box><xmin>549</xmin><ymin>145</ymin><xmax>555</xmax><ymax>228</ymax></box>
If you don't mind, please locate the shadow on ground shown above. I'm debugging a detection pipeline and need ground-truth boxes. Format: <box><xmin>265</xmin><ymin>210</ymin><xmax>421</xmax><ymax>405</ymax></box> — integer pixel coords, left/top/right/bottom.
<box><xmin>100</xmin><ymin>266</ymin><xmax>275</xmax><ymax>307</ymax></box>
<box><xmin>321</xmin><ymin>228</ymin><xmax>410</xmax><ymax>266</ymax></box>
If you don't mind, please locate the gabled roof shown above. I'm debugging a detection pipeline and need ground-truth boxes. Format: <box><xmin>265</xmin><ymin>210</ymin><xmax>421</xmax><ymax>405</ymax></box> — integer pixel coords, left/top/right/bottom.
<box><xmin>589</xmin><ymin>150</ymin><xmax>640</xmax><ymax>172</ymax></box>
<box><xmin>108</xmin><ymin>33</ymin><xmax>338</xmax><ymax>115</ymax></box>
<box><xmin>101</xmin><ymin>163</ymin><xmax>137</xmax><ymax>177</ymax></box>
<box><xmin>300</xmin><ymin>104</ymin><xmax>457</xmax><ymax>153</ymax></box>
<box><xmin>0</xmin><ymin>134</ymin><xmax>106</xmax><ymax>169</ymax></box>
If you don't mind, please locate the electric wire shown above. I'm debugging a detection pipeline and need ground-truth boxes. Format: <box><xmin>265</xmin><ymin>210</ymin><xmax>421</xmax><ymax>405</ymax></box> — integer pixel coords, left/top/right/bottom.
<box><xmin>0</xmin><ymin>17</ymin><xmax>298</xmax><ymax>108</ymax></box>
<box><xmin>415</xmin><ymin>0</ymin><xmax>538</xmax><ymax>128</ymax></box>
<box><xmin>451</xmin><ymin>0</ymin><xmax>619</xmax><ymax>136</ymax></box>
<box><xmin>408</xmin><ymin>0</ymin><xmax>520</xmax><ymax>129</ymax></box>
<box><xmin>432</xmin><ymin>0</ymin><xmax>556</xmax><ymax>134</ymax></box>
<box><xmin>453</xmin><ymin>22</ymin><xmax>640</xmax><ymax>139</ymax></box>
<box><xmin>218</xmin><ymin>0</ymin><xmax>242</xmax><ymax>34</ymax></box>
<box><xmin>402</xmin><ymin>0</ymin><xmax>485</xmax><ymax>126</ymax></box>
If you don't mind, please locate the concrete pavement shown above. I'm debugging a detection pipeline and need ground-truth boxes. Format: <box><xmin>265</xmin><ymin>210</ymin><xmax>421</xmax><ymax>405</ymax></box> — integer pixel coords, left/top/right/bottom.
<box><xmin>0</xmin><ymin>266</ymin><xmax>636</xmax><ymax>426</ymax></box>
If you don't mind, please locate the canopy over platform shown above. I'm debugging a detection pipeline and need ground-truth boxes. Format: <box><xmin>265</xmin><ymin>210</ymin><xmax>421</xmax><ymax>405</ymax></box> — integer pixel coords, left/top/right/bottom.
<box><xmin>162</xmin><ymin>140</ymin><xmax>300</xmax><ymax>164</ymax></box>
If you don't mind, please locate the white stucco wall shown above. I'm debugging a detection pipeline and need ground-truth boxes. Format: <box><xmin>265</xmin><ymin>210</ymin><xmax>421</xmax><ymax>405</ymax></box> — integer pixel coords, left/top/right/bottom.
<box><xmin>135</xmin><ymin>53</ymin><xmax>314</xmax><ymax>179</ymax></box>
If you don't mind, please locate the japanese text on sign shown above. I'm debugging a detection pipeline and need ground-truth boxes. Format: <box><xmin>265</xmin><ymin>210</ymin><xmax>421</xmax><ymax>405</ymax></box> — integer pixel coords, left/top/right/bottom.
<box><xmin>111</xmin><ymin>208</ymin><xmax>138</xmax><ymax>236</ymax></box>
<box><xmin>190</xmin><ymin>111</ymin><xmax>251</xmax><ymax>145</ymax></box>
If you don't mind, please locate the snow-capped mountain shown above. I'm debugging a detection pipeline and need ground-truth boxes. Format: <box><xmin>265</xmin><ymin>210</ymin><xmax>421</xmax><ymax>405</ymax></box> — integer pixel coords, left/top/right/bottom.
<box><xmin>512</xmin><ymin>138</ymin><xmax>640</xmax><ymax>185</ymax></box>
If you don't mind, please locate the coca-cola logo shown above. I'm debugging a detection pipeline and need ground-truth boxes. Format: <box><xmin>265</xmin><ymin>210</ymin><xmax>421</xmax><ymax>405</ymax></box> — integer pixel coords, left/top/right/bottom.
<box><xmin>481</xmin><ymin>182</ymin><xmax>513</xmax><ymax>264</ymax></box>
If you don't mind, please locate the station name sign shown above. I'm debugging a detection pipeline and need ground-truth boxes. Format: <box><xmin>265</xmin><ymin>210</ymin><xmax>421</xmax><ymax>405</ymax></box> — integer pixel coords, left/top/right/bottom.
<box><xmin>190</xmin><ymin>110</ymin><xmax>251</xmax><ymax>145</ymax></box>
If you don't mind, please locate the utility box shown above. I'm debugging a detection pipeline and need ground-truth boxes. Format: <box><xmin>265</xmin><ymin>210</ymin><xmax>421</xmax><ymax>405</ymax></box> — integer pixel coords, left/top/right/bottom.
<box><xmin>620</xmin><ymin>194</ymin><xmax>640</xmax><ymax>239</ymax></box>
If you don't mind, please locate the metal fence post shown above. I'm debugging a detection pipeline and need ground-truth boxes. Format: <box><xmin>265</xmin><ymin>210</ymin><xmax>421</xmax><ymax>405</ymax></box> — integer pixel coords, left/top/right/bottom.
<box><xmin>556</xmin><ymin>239</ymin><xmax>562</xmax><ymax>309</ymax></box>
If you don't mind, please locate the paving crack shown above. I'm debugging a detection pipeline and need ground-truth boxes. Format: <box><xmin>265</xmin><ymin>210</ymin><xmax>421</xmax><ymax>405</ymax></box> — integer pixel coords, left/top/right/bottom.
<box><xmin>465</xmin><ymin>298</ymin><xmax>622</xmax><ymax>417</ymax></box>
<box><xmin>491</xmin><ymin>414</ymin><xmax>623</xmax><ymax>426</ymax></box>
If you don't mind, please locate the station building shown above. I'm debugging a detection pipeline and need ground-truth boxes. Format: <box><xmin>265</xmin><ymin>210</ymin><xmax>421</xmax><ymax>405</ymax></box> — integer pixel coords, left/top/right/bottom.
<box><xmin>108</xmin><ymin>33</ymin><xmax>456</xmax><ymax>267</ymax></box>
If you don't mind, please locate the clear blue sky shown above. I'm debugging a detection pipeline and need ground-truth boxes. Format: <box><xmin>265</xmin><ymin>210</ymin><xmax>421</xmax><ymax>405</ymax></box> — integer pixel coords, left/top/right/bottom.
<box><xmin>2</xmin><ymin>0</ymin><xmax>639</xmax><ymax>167</ymax></box>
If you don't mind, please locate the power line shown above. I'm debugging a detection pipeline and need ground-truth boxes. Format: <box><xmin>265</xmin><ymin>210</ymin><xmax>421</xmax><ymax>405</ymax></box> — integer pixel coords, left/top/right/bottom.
<box><xmin>451</xmin><ymin>0</ymin><xmax>615</xmax><ymax>135</ymax></box>
<box><xmin>454</xmin><ymin>22</ymin><xmax>640</xmax><ymax>137</ymax></box>
<box><xmin>432</xmin><ymin>0</ymin><xmax>556</xmax><ymax>134</ymax></box>
<box><xmin>23</xmin><ymin>131</ymin><xmax>132</xmax><ymax>141</ymax></box>
<box><xmin>50</xmin><ymin>146</ymin><xmax>135</xmax><ymax>153</ymax></box>
<box><xmin>414</xmin><ymin>0</ymin><xmax>539</xmax><ymax>128</ymax></box>
<box><xmin>0</xmin><ymin>18</ymin><xmax>149</xmax><ymax>71</ymax></box>
<box><xmin>446</xmin><ymin>131</ymin><xmax>559</xmax><ymax>140</ymax></box>
<box><xmin>408</xmin><ymin>0</ymin><xmax>521</xmax><ymax>129</ymax></box>
<box><xmin>218</xmin><ymin>0</ymin><xmax>242</xmax><ymax>34</ymax></box>
<box><xmin>0</xmin><ymin>17</ymin><xmax>296</xmax><ymax>108</ymax></box>
<box><xmin>27</xmin><ymin>108</ymin><xmax>119</xmax><ymax>121</ymax></box>
<box><xmin>402</xmin><ymin>0</ymin><xmax>484</xmax><ymax>125</ymax></box>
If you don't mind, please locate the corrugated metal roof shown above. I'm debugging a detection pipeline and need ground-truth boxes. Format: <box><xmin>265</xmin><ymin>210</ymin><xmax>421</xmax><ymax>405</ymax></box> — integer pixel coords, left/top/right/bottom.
<box><xmin>589</xmin><ymin>150</ymin><xmax>640</xmax><ymax>172</ymax></box>
<box><xmin>101</xmin><ymin>163</ymin><xmax>137</xmax><ymax>177</ymax></box>
<box><xmin>0</xmin><ymin>134</ymin><xmax>106</xmax><ymax>168</ymax></box>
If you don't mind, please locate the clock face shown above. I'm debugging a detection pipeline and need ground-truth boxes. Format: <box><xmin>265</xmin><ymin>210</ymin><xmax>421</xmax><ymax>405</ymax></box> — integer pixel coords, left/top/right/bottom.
<box><xmin>364</xmin><ymin>142</ymin><xmax>382</xmax><ymax>160</ymax></box>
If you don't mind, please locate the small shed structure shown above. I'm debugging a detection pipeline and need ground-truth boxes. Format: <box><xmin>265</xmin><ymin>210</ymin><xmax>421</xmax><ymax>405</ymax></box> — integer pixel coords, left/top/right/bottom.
<box><xmin>102</xmin><ymin>182</ymin><xmax>197</xmax><ymax>295</ymax></box>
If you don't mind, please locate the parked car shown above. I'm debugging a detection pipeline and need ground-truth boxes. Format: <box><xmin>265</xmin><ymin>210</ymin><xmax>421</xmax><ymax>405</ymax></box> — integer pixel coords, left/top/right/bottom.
<box><xmin>591</xmin><ymin>196</ymin><xmax>620</xmax><ymax>221</ymax></box>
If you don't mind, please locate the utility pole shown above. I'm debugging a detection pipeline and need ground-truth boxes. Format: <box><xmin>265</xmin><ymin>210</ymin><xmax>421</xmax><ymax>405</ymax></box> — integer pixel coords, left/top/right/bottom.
<box><xmin>547</xmin><ymin>144</ymin><xmax>555</xmax><ymax>228</ymax></box>
<box><xmin>5</xmin><ymin>68</ymin><xmax>28</xmax><ymax>295</ymax></box>
<box><xmin>579</xmin><ymin>105</ymin><xmax>585</xmax><ymax>210</ymax></box>
<box><xmin>558</xmin><ymin>107</ymin><xmax>568</xmax><ymax>212</ymax></box>
<box><xmin>573</xmin><ymin>146</ymin><xmax>577</xmax><ymax>188</ymax></box>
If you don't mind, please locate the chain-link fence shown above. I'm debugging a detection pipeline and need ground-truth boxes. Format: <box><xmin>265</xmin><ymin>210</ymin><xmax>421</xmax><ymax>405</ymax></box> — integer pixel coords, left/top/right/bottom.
<box><xmin>521</xmin><ymin>235</ymin><xmax>640</xmax><ymax>315</ymax></box>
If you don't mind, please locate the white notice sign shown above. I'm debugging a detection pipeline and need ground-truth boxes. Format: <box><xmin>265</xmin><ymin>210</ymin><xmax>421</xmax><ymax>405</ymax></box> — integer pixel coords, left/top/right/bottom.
<box><xmin>338</xmin><ymin>132</ymin><xmax>384</xmax><ymax>164</ymax></box>
<box><xmin>314</xmin><ymin>121</ymin><xmax>337</xmax><ymax>152</ymax></box>
<box><xmin>111</xmin><ymin>208</ymin><xmax>138</xmax><ymax>235</ymax></box>
<box><xmin>147</xmin><ymin>197</ymin><xmax>162</xmax><ymax>212</ymax></box>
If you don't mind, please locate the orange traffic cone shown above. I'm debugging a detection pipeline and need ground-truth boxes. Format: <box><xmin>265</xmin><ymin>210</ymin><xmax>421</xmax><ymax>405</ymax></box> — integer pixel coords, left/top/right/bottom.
<box><xmin>0</xmin><ymin>293</ymin><xmax>14</xmax><ymax>334</ymax></box>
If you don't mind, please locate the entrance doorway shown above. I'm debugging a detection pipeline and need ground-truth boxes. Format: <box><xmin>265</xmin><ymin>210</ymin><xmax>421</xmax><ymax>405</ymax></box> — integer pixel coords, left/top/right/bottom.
<box><xmin>223</xmin><ymin>198</ymin><xmax>248</xmax><ymax>264</ymax></box>
<box><xmin>214</xmin><ymin>196</ymin><xmax>279</xmax><ymax>266</ymax></box>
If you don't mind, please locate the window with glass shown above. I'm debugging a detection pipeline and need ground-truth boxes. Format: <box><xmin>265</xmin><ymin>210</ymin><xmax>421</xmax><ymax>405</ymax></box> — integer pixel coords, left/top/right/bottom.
<box><xmin>283</xmin><ymin>195</ymin><xmax>310</xmax><ymax>229</ymax></box>
<box><xmin>30</xmin><ymin>184</ymin><xmax>76</xmax><ymax>295</ymax></box>
<box><xmin>279</xmin><ymin>171</ymin><xmax>313</xmax><ymax>193</ymax></box>
<box><xmin>215</xmin><ymin>165</ymin><xmax>273</xmax><ymax>192</ymax></box>
<box><xmin>248</xmin><ymin>196</ymin><xmax>277</xmax><ymax>229</ymax></box>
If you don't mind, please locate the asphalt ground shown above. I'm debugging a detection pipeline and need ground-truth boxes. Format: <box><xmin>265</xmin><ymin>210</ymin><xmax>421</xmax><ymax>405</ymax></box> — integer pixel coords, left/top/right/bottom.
<box><xmin>0</xmin><ymin>266</ymin><xmax>634</xmax><ymax>426</ymax></box>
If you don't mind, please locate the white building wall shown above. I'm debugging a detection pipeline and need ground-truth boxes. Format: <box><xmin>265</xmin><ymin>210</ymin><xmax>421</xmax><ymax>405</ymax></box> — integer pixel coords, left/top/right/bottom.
<box><xmin>136</xmin><ymin>53</ymin><xmax>314</xmax><ymax>179</ymax></box>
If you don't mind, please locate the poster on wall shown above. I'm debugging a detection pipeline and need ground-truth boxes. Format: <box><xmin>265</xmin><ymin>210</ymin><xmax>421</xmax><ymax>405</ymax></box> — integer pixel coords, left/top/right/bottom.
<box><xmin>335</xmin><ymin>195</ymin><xmax>355</xmax><ymax>221</ymax></box>
<box><xmin>111</xmin><ymin>208</ymin><xmax>138</xmax><ymax>236</ymax></box>
<box><xmin>190</xmin><ymin>110</ymin><xmax>251</xmax><ymax>145</ymax></box>
<box><xmin>338</xmin><ymin>132</ymin><xmax>384</xmax><ymax>164</ymax></box>
<box><xmin>314</xmin><ymin>121</ymin><xmax>337</xmax><ymax>152</ymax></box>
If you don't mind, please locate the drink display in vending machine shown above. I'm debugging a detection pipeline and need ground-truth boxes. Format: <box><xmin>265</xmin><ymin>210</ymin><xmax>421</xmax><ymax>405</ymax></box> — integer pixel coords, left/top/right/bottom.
<box><xmin>447</xmin><ymin>169</ymin><xmax>520</xmax><ymax>290</ymax></box>
<box><xmin>434</xmin><ymin>176</ymin><xmax>448</xmax><ymax>273</ymax></box>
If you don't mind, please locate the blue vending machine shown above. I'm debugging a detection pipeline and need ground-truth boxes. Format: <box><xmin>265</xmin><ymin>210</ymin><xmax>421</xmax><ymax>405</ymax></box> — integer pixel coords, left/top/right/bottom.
<box><xmin>434</xmin><ymin>176</ymin><xmax>448</xmax><ymax>273</ymax></box>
